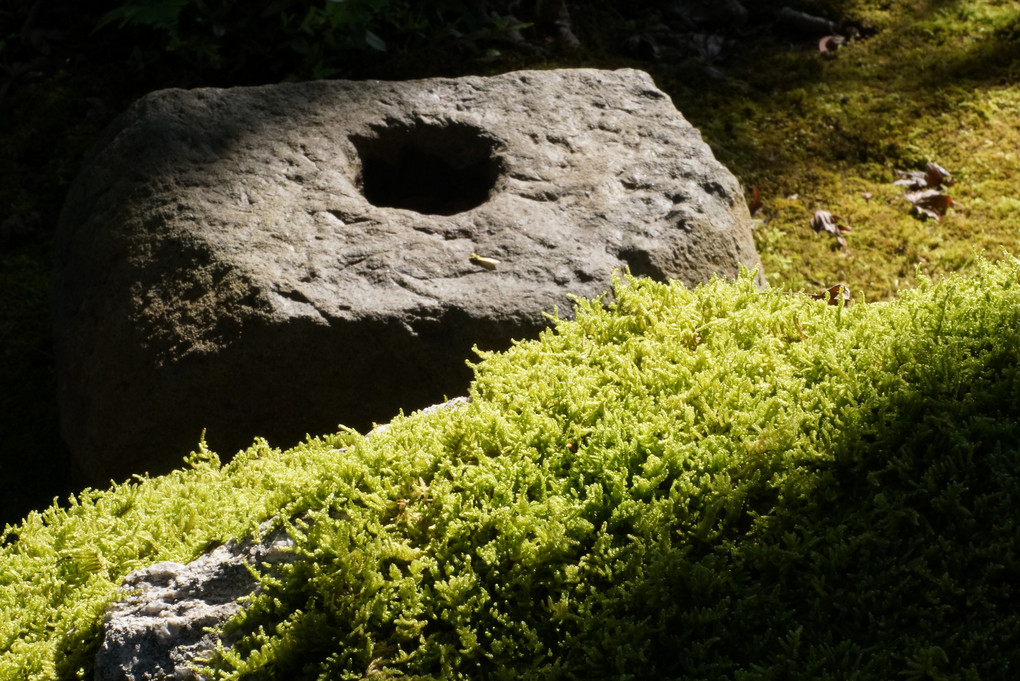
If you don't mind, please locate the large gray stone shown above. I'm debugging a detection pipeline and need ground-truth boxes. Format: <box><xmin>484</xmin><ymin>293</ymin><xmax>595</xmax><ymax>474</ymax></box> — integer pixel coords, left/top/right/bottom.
<box><xmin>54</xmin><ymin>68</ymin><xmax>762</xmax><ymax>484</ymax></box>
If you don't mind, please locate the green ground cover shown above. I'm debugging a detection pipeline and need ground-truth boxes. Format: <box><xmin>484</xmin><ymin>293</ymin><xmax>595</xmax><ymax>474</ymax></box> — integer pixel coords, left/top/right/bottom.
<box><xmin>658</xmin><ymin>0</ymin><xmax>1020</xmax><ymax>298</ymax></box>
<box><xmin>3</xmin><ymin>257</ymin><xmax>1019</xmax><ymax>679</ymax></box>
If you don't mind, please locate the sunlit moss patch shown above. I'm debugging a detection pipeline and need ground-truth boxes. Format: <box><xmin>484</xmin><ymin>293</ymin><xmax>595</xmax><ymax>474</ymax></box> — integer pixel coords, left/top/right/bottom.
<box><xmin>4</xmin><ymin>256</ymin><xmax>1020</xmax><ymax>680</ymax></box>
<box><xmin>656</xmin><ymin>0</ymin><xmax>1020</xmax><ymax>300</ymax></box>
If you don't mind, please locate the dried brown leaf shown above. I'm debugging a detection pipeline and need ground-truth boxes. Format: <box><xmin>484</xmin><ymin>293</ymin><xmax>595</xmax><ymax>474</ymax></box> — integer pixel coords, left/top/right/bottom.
<box><xmin>810</xmin><ymin>210</ymin><xmax>851</xmax><ymax>248</ymax></box>
<box><xmin>810</xmin><ymin>283</ymin><xmax>851</xmax><ymax>306</ymax></box>
<box><xmin>818</xmin><ymin>35</ymin><xmax>846</xmax><ymax>53</ymax></box>
<box><xmin>924</xmin><ymin>162</ymin><xmax>954</xmax><ymax>188</ymax></box>
<box><xmin>905</xmin><ymin>189</ymin><xmax>953</xmax><ymax>220</ymax></box>
<box><xmin>810</xmin><ymin>210</ymin><xmax>851</xmax><ymax>235</ymax></box>
<box><xmin>893</xmin><ymin>171</ymin><xmax>928</xmax><ymax>190</ymax></box>
<box><xmin>893</xmin><ymin>162</ymin><xmax>954</xmax><ymax>190</ymax></box>
<box><xmin>748</xmin><ymin>186</ymin><xmax>762</xmax><ymax>217</ymax></box>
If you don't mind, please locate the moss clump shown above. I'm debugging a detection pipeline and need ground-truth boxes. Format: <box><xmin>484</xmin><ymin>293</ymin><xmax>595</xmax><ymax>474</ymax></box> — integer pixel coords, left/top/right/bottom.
<box><xmin>652</xmin><ymin>0</ymin><xmax>1020</xmax><ymax>300</ymax></box>
<box><xmin>4</xmin><ymin>257</ymin><xmax>1020</xmax><ymax>679</ymax></box>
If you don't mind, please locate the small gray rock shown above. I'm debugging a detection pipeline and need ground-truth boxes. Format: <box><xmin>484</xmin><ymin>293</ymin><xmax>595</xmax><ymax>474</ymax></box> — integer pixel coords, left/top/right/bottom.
<box><xmin>54</xmin><ymin>68</ymin><xmax>762</xmax><ymax>484</ymax></box>
<box><xmin>94</xmin><ymin>528</ymin><xmax>294</xmax><ymax>681</ymax></box>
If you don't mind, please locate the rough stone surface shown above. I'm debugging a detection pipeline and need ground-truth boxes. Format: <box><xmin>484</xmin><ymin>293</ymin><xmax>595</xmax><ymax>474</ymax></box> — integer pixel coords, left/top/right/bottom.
<box><xmin>94</xmin><ymin>527</ymin><xmax>294</xmax><ymax>681</ymax></box>
<box><xmin>54</xmin><ymin>67</ymin><xmax>763</xmax><ymax>484</ymax></box>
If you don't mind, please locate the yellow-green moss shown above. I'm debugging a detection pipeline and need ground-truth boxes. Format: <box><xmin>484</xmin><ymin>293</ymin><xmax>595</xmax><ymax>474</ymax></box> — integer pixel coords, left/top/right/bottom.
<box><xmin>652</xmin><ymin>0</ymin><xmax>1020</xmax><ymax>299</ymax></box>
<box><xmin>5</xmin><ymin>255</ymin><xmax>1020</xmax><ymax>680</ymax></box>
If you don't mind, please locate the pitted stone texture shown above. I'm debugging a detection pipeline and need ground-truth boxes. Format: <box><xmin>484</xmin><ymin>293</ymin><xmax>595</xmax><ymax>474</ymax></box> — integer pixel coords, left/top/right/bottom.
<box><xmin>94</xmin><ymin>528</ymin><xmax>294</xmax><ymax>681</ymax></box>
<box><xmin>54</xmin><ymin>68</ymin><xmax>762</xmax><ymax>483</ymax></box>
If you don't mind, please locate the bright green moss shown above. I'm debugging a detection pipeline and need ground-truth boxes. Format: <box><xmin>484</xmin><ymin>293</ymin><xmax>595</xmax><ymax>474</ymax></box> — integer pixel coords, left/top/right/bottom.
<box><xmin>4</xmin><ymin>257</ymin><xmax>1020</xmax><ymax>679</ymax></box>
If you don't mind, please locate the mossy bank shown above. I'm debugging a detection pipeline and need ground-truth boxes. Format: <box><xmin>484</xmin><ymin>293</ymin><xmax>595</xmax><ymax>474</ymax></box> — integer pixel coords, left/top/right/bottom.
<box><xmin>4</xmin><ymin>256</ymin><xmax>1020</xmax><ymax>680</ymax></box>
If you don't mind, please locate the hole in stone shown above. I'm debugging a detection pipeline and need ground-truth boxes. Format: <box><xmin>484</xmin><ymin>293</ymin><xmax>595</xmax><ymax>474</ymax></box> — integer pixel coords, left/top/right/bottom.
<box><xmin>351</xmin><ymin>121</ymin><xmax>502</xmax><ymax>216</ymax></box>
<box><xmin>617</xmin><ymin>247</ymin><xmax>666</xmax><ymax>281</ymax></box>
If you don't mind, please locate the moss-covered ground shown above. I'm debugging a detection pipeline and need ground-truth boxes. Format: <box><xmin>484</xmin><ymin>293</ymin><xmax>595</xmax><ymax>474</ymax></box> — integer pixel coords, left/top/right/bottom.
<box><xmin>3</xmin><ymin>258</ymin><xmax>1019</xmax><ymax>679</ymax></box>
<box><xmin>677</xmin><ymin>0</ymin><xmax>1020</xmax><ymax>298</ymax></box>
<box><xmin>554</xmin><ymin>0</ymin><xmax>1020</xmax><ymax>299</ymax></box>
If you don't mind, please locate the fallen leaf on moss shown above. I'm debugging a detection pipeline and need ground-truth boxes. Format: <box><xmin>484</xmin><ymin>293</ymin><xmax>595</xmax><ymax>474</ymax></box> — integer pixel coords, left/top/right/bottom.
<box><xmin>810</xmin><ymin>210</ymin><xmax>851</xmax><ymax>249</ymax></box>
<box><xmin>818</xmin><ymin>35</ymin><xmax>846</xmax><ymax>53</ymax></box>
<box><xmin>811</xmin><ymin>283</ymin><xmax>851</xmax><ymax>306</ymax></box>
<box><xmin>925</xmin><ymin>162</ymin><xmax>954</xmax><ymax>187</ymax></box>
<box><xmin>905</xmin><ymin>189</ymin><xmax>953</xmax><ymax>221</ymax></box>
<box><xmin>893</xmin><ymin>162</ymin><xmax>954</xmax><ymax>190</ymax></box>
<box><xmin>893</xmin><ymin>172</ymin><xmax>926</xmax><ymax>190</ymax></box>
<box><xmin>748</xmin><ymin>186</ymin><xmax>762</xmax><ymax>216</ymax></box>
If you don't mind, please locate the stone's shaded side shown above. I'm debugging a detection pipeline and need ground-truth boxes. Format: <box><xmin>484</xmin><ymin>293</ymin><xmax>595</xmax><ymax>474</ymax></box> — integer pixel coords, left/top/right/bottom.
<box><xmin>53</xmin><ymin>68</ymin><xmax>763</xmax><ymax>484</ymax></box>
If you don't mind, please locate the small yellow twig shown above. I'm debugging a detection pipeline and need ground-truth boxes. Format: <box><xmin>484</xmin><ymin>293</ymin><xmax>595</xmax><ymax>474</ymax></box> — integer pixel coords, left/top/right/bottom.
<box><xmin>469</xmin><ymin>253</ymin><xmax>499</xmax><ymax>270</ymax></box>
